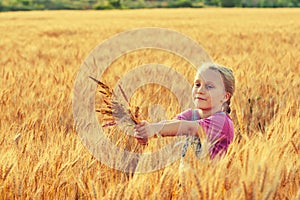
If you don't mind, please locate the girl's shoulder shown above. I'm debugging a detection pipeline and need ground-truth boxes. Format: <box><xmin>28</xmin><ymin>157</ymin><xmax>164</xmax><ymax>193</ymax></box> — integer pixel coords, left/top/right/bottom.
<box><xmin>202</xmin><ymin>111</ymin><xmax>234</xmax><ymax>141</ymax></box>
<box><xmin>208</xmin><ymin>111</ymin><xmax>233</xmax><ymax>124</ymax></box>
<box><xmin>175</xmin><ymin>109</ymin><xmax>194</xmax><ymax>120</ymax></box>
<box><xmin>176</xmin><ymin>110</ymin><xmax>233</xmax><ymax>123</ymax></box>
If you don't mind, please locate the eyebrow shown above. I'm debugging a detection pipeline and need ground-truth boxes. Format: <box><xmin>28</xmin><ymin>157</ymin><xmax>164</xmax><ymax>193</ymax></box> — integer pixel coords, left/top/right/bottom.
<box><xmin>205</xmin><ymin>81</ymin><xmax>216</xmax><ymax>85</ymax></box>
<box><xmin>194</xmin><ymin>80</ymin><xmax>216</xmax><ymax>85</ymax></box>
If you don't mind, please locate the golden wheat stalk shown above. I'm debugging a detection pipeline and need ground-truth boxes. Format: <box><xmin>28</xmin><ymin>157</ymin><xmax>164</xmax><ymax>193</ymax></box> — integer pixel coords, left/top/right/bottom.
<box><xmin>89</xmin><ymin>76</ymin><xmax>140</xmax><ymax>127</ymax></box>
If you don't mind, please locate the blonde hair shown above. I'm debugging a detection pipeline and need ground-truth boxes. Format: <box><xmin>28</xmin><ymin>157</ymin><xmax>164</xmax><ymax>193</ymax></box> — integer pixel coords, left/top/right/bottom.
<box><xmin>199</xmin><ymin>63</ymin><xmax>235</xmax><ymax>114</ymax></box>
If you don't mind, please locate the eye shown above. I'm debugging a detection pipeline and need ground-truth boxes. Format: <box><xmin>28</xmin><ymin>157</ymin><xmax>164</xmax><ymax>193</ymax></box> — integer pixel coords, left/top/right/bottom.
<box><xmin>206</xmin><ymin>84</ymin><xmax>215</xmax><ymax>89</ymax></box>
<box><xmin>194</xmin><ymin>82</ymin><xmax>201</xmax><ymax>87</ymax></box>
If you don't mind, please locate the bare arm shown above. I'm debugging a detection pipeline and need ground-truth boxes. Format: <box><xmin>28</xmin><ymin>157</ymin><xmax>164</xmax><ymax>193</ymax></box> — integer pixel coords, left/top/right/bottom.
<box><xmin>134</xmin><ymin>120</ymin><xmax>199</xmax><ymax>139</ymax></box>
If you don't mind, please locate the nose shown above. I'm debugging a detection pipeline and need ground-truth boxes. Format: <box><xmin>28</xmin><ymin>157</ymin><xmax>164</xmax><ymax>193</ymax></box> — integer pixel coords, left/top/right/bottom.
<box><xmin>196</xmin><ymin>85</ymin><xmax>206</xmax><ymax>93</ymax></box>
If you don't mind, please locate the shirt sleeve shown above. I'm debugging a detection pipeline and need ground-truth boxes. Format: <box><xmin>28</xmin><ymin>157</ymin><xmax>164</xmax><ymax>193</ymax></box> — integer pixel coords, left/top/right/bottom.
<box><xmin>196</xmin><ymin>113</ymin><xmax>234</xmax><ymax>159</ymax></box>
<box><xmin>174</xmin><ymin>109</ymin><xmax>193</xmax><ymax>120</ymax></box>
<box><xmin>175</xmin><ymin>110</ymin><xmax>234</xmax><ymax>159</ymax></box>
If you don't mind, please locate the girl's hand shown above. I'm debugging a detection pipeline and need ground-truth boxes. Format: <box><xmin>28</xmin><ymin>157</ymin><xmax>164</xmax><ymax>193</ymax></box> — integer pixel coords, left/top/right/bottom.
<box><xmin>134</xmin><ymin>120</ymin><xmax>156</xmax><ymax>145</ymax></box>
<box><xmin>136</xmin><ymin>137</ymin><xmax>148</xmax><ymax>145</ymax></box>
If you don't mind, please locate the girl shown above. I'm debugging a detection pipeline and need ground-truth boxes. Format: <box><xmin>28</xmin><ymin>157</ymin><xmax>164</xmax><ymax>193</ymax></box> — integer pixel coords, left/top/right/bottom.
<box><xmin>134</xmin><ymin>63</ymin><xmax>235</xmax><ymax>159</ymax></box>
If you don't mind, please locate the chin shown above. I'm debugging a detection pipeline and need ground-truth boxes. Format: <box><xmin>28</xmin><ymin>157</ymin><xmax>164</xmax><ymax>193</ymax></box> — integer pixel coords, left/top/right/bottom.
<box><xmin>195</xmin><ymin>104</ymin><xmax>211</xmax><ymax>110</ymax></box>
<box><xmin>196</xmin><ymin>106</ymin><xmax>209</xmax><ymax>110</ymax></box>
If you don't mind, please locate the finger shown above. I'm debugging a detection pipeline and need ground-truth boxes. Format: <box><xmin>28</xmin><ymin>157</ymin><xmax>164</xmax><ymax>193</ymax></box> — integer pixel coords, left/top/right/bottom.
<box><xmin>140</xmin><ymin>120</ymin><xmax>148</xmax><ymax>126</ymax></box>
<box><xmin>136</xmin><ymin>131</ymin><xmax>146</xmax><ymax>139</ymax></box>
<box><xmin>134</xmin><ymin>124</ymin><xmax>145</xmax><ymax>131</ymax></box>
<box><xmin>140</xmin><ymin>142</ymin><xmax>148</xmax><ymax>145</ymax></box>
<box><xmin>134</xmin><ymin>131</ymin><xmax>143</xmax><ymax>138</ymax></box>
<box><xmin>134</xmin><ymin>125</ymin><xmax>140</xmax><ymax>131</ymax></box>
<box><xmin>135</xmin><ymin>131</ymin><xmax>148</xmax><ymax>139</ymax></box>
<box><xmin>137</xmin><ymin>138</ymin><xmax>144</xmax><ymax>143</ymax></box>
<box><xmin>133</xmin><ymin>131</ymin><xmax>141</xmax><ymax>138</ymax></box>
<box><xmin>137</xmin><ymin>138</ymin><xmax>148</xmax><ymax>145</ymax></box>
<box><xmin>136</xmin><ymin>122</ymin><xmax>145</xmax><ymax>128</ymax></box>
<box><xmin>136</xmin><ymin>128</ymin><xmax>144</xmax><ymax>134</ymax></box>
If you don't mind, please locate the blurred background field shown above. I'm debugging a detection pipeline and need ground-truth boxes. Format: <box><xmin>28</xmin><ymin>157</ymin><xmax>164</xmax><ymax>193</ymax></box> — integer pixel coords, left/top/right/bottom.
<box><xmin>0</xmin><ymin>8</ymin><xmax>299</xmax><ymax>199</ymax></box>
<box><xmin>0</xmin><ymin>0</ymin><xmax>299</xmax><ymax>11</ymax></box>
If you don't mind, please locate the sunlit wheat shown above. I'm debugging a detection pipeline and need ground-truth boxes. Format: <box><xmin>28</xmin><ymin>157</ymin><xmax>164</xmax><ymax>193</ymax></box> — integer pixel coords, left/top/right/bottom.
<box><xmin>0</xmin><ymin>8</ymin><xmax>299</xmax><ymax>199</ymax></box>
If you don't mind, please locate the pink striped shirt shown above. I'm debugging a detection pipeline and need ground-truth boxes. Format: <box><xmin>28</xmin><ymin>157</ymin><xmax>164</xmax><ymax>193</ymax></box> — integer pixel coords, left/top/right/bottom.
<box><xmin>176</xmin><ymin>109</ymin><xmax>234</xmax><ymax>159</ymax></box>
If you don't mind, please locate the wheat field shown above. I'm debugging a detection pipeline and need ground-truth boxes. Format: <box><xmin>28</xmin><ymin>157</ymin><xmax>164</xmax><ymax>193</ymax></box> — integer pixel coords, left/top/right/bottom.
<box><xmin>0</xmin><ymin>8</ymin><xmax>299</xmax><ymax>199</ymax></box>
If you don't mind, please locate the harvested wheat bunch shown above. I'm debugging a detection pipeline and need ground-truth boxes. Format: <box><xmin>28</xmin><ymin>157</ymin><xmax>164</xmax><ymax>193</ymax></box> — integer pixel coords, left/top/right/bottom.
<box><xmin>89</xmin><ymin>76</ymin><xmax>140</xmax><ymax>128</ymax></box>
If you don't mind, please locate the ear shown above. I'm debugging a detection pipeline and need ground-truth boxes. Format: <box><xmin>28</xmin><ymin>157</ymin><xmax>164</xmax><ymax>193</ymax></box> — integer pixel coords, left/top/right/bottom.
<box><xmin>223</xmin><ymin>92</ymin><xmax>231</xmax><ymax>102</ymax></box>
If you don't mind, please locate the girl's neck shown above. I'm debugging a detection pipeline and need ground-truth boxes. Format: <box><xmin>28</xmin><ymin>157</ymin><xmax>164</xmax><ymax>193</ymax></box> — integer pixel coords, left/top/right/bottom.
<box><xmin>197</xmin><ymin>108</ymin><xmax>222</xmax><ymax>119</ymax></box>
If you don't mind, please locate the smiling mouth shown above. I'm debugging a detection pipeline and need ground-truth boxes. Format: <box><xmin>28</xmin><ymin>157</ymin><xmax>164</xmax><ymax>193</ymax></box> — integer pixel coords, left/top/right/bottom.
<box><xmin>195</xmin><ymin>97</ymin><xmax>206</xmax><ymax>101</ymax></box>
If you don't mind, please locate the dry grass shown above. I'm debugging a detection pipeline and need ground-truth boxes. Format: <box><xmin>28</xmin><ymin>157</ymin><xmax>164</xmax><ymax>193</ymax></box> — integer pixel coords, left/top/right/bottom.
<box><xmin>0</xmin><ymin>8</ymin><xmax>299</xmax><ymax>199</ymax></box>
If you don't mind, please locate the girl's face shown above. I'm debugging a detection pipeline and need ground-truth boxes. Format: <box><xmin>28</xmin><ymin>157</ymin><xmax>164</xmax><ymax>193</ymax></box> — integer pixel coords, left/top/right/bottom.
<box><xmin>192</xmin><ymin>68</ymin><xmax>229</xmax><ymax>113</ymax></box>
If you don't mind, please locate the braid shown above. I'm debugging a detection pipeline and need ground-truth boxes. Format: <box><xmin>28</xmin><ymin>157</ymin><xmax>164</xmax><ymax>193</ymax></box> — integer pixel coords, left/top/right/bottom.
<box><xmin>222</xmin><ymin>98</ymin><xmax>231</xmax><ymax>114</ymax></box>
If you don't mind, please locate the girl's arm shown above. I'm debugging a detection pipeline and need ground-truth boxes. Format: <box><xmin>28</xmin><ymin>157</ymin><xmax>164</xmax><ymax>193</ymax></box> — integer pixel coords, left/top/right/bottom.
<box><xmin>134</xmin><ymin>120</ymin><xmax>199</xmax><ymax>139</ymax></box>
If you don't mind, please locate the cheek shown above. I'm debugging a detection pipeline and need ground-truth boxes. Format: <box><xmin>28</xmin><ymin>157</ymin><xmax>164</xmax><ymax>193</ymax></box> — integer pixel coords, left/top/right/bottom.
<box><xmin>192</xmin><ymin>88</ymin><xmax>196</xmax><ymax>96</ymax></box>
<box><xmin>207</xmin><ymin>91</ymin><xmax>220</xmax><ymax>101</ymax></box>
<box><xmin>211</xmin><ymin>91</ymin><xmax>225</xmax><ymax>102</ymax></box>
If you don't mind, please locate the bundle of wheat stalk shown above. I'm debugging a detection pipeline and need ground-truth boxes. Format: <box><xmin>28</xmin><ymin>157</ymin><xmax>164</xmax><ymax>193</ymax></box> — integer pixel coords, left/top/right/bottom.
<box><xmin>89</xmin><ymin>76</ymin><xmax>140</xmax><ymax>128</ymax></box>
